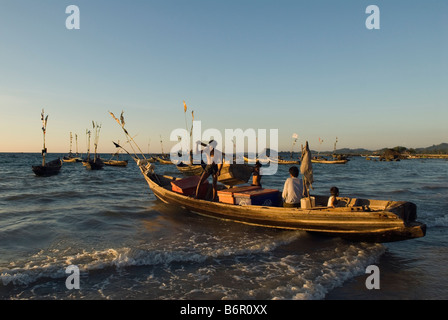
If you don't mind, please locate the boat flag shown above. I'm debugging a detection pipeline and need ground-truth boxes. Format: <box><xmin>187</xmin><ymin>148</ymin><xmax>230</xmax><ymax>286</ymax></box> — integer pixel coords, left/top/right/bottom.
<box><xmin>41</xmin><ymin>109</ymin><xmax>48</xmax><ymax>134</ymax></box>
<box><xmin>109</xmin><ymin>111</ymin><xmax>121</xmax><ymax>126</ymax></box>
<box><xmin>120</xmin><ymin>111</ymin><xmax>125</xmax><ymax>127</ymax></box>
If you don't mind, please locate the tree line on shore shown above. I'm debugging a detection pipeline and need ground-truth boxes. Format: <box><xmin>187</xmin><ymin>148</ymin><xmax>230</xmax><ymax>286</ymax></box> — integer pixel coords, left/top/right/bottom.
<box><xmin>312</xmin><ymin>143</ymin><xmax>448</xmax><ymax>158</ymax></box>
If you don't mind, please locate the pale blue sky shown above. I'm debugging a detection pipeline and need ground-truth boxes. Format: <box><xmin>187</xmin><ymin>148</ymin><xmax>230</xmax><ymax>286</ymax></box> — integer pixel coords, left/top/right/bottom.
<box><xmin>0</xmin><ymin>0</ymin><xmax>447</xmax><ymax>153</ymax></box>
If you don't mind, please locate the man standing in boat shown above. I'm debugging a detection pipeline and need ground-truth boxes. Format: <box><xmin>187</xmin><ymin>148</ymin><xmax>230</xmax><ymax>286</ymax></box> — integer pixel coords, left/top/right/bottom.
<box><xmin>195</xmin><ymin>139</ymin><xmax>223</xmax><ymax>200</ymax></box>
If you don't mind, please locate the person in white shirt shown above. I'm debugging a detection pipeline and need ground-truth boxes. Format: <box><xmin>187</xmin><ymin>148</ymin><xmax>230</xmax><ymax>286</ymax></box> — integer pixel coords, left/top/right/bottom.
<box><xmin>327</xmin><ymin>186</ymin><xmax>340</xmax><ymax>207</ymax></box>
<box><xmin>282</xmin><ymin>166</ymin><xmax>304</xmax><ymax>207</ymax></box>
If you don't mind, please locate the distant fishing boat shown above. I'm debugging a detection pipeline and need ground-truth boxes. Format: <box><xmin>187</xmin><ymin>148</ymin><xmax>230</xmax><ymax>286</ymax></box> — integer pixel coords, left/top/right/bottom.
<box><xmin>62</xmin><ymin>132</ymin><xmax>81</xmax><ymax>163</ymax></box>
<box><xmin>32</xmin><ymin>109</ymin><xmax>62</xmax><ymax>177</ymax></box>
<box><xmin>154</xmin><ymin>135</ymin><xmax>173</xmax><ymax>164</ymax></box>
<box><xmin>103</xmin><ymin>159</ymin><xmax>128</xmax><ymax>167</ymax></box>
<box><xmin>312</xmin><ymin>137</ymin><xmax>349</xmax><ymax>164</ymax></box>
<box><xmin>32</xmin><ymin>158</ymin><xmax>62</xmax><ymax>176</ymax></box>
<box><xmin>176</xmin><ymin>163</ymin><xmax>204</xmax><ymax>176</ymax></box>
<box><xmin>62</xmin><ymin>157</ymin><xmax>78</xmax><ymax>163</ymax></box>
<box><xmin>84</xmin><ymin>157</ymin><xmax>104</xmax><ymax>170</ymax></box>
<box><xmin>83</xmin><ymin>122</ymin><xmax>104</xmax><ymax>170</ymax></box>
<box><xmin>155</xmin><ymin>156</ymin><xmax>172</xmax><ymax>165</ymax></box>
<box><xmin>311</xmin><ymin>158</ymin><xmax>348</xmax><ymax>164</ymax></box>
<box><xmin>103</xmin><ymin>142</ymin><xmax>128</xmax><ymax>167</ymax></box>
<box><xmin>243</xmin><ymin>156</ymin><xmax>300</xmax><ymax>165</ymax></box>
<box><xmin>272</xmin><ymin>157</ymin><xmax>300</xmax><ymax>165</ymax></box>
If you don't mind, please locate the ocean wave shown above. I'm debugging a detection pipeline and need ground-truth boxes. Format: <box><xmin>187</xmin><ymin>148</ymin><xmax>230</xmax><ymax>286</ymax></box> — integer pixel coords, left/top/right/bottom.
<box><xmin>227</xmin><ymin>242</ymin><xmax>386</xmax><ymax>300</ymax></box>
<box><xmin>0</xmin><ymin>231</ymin><xmax>302</xmax><ymax>288</ymax></box>
<box><xmin>425</xmin><ymin>214</ymin><xmax>448</xmax><ymax>228</ymax></box>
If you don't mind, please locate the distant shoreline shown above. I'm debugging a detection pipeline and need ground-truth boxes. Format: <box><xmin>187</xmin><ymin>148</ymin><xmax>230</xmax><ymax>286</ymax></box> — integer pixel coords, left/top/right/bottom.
<box><xmin>2</xmin><ymin>152</ymin><xmax>448</xmax><ymax>159</ymax></box>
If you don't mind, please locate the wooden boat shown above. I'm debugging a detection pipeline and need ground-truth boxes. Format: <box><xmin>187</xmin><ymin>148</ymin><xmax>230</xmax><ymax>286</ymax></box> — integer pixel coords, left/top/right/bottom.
<box><xmin>311</xmin><ymin>159</ymin><xmax>348</xmax><ymax>164</ymax></box>
<box><xmin>103</xmin><ymin>159</ymin><xmax>128</xmax><ymax>167</ymax></box>
<box><xmin>83</xmin><ymin>157</ymin><xmax>104</xmax><ymax>170</ymax></box>
<box><xmin>62</xmin><ymin>132</ymin><xmax>81</xmax><ymax>163</ymax></box>
<box><xmin>156</xmin><ymin>156</ymin><xmax>172</xmax><ymax>164</ymax></box>
<box><xmin>176</xmin><ymin>163</ymin><xmax>204</xmax><ymax>176</ymax></box>
<box><xmin>102</xmin><ymin>145</ymin><xmax>129</xmax><ymax>167</ymax></box>
<box><xmin>62</xmin><ymin>156</ymin><xmax>79</xmax><ymax>163</ymax></box>
<box><xmin>137</xmin><ymin>163</ymin><xmax>426</xmax><ymax>243</ymax></box>
<box><xmin>32</xmin><ymin>110</ymin><xmax>62</xmax><ymax>177</ymax></box>
<box><xmin>83</xmin><ymin>122</ymin><xmax>104</xmax><ymax>170</ymax></box>
<box><xmin>274</xmin><ymin>158</ymin><xmax>300</xmax><ymax>165</ymax></box>
<box><xmin>109</xmin><ymin>113</ymin><xmax>425</xmax><ymax>243</ymax></box>
<box><xmin>244</xmin><ymin>156</ymin><xmax>300</xmax><ymax>165</ymax></box>
<box><xmin>33</xmin><ymin>158</ymin><xmax>62</xmax><ymax>177</ymax></box>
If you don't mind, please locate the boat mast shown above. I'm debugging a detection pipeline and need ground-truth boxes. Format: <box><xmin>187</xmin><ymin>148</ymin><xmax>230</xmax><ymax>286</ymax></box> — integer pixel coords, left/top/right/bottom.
<box><xmin>40</xmin><ymin>109</ymin><xmax>48</xmax><ymax>166</ymax></box>
<box><xmin>75</xmin><ymin>134</ymin><xmax>79</xmax><ymax>156</ymax></box>
<box><xmin>160</xmin><ymin>135</ymin><xmax>165</xmax><ymax>157</ymax></box>
<box><xmin>333</xmin><ymin>137</ymin><xmax>338</xmax><ymax>155</ymax></box>
<box><xmin>86</xmin><ymin>129</ymin><xmax>91</xmax><ymax>160</ymax></box>
<box><xmin>69</xmin><ymin>132</ymin><xmax>73</xmax><ymax>156</ymax></box>
<box><xmin>317</xmin><ymin>137</ymin><xmax>323</xmax><ymax>156</ymax></box>
<box><xmin>92</xmin><ymin>121</ymin><xmax>101</xmax><ymax>161</ymax></box>
<box><xmin>291</xmin><ymin>133</ymin><xmax>298</xmax><ymax>159</ymax></box>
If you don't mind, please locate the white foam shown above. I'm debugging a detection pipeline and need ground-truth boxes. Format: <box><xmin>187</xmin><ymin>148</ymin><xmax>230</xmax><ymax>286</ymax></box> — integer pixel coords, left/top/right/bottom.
<box><xmin>1</xmin><ymin>230</ymin><xmax>303</xmax><ymax>287</ymax></box>
<box><xmin>1</xmin><ymin>231</ymin><xmax>385</xmax><ymax>301</ymax></box>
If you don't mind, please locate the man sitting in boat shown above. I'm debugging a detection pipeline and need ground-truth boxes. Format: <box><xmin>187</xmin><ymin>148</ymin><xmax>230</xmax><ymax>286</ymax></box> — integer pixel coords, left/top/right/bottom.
<box><xmin>327</xmin><ymin>186</ymin><xmax>340</xmax><ymax>208</ymax></box>
<box><xmin>282</xmin><ymin>166</ymin><xmax>303</xmax><ymax>208</ymax></box>
<box><xmin>195</xmin><ymin>140</ymin><xmax>223</xmax><ymax>201</ymax></box>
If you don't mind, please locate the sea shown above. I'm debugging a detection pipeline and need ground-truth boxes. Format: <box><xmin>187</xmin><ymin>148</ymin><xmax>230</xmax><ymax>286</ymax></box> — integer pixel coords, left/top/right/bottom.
<box><xmin>1</xmin><ymin>153</ymin><xmax>447</xmax><ymax>304</ymax></box>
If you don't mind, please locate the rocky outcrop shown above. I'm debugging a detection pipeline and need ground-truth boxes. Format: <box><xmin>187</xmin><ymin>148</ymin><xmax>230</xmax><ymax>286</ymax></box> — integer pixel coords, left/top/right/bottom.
<box><xmin>379</xmin><ymin>149</ymin><xmax>405</xmax><ymax>161</ymax></box>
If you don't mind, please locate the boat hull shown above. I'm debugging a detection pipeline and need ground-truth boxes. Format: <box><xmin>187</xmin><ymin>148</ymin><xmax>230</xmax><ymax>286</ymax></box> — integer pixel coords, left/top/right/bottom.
<box><xmin>103</xmin><ymin>160</ymin><xmax>128</xmax><ymax>167</ymax></box>
<box><xmin>176</xmin><ymin>164</ymin><xmax>204</xmax><ymax>176</ymax></box>
<box><xmin>83</xmin><ymin>159</ymin><xmax>104</xmax><ymax>170</ymax></box>
<box><xmin>62</xmin><ymin>157</ymin><xmax>79</xmax><ymax>163</ymax></box>
<box><xmin>244</xmin><ymin>156</ymin><xmax>300</xmax><ymax>165</ymax></box>
<box><xmin>311</xmin><ymin>159</ymin><xmax>348</xmax><ymax>164</ymax></box>
<box><xmin>32</xmin><ymin>159</ymin><xmax>62</xmax><ymax>177</ymax></box>
<box><xmin>139</xmin><ymin>167</ymin><xmax>426</xmax><ymax>243</ymax></box>
<box><xmin>156</xmin><ymin>157</ymin><xmax>172</xmax><ymax>164</ymax></box>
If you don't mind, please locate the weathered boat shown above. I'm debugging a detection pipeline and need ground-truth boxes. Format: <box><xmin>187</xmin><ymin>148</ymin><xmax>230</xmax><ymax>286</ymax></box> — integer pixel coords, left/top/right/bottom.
<box><xmin>274</xmin><ymin>158</ymin><xmax>300</xmax><ymax>165</ymax></box>
<box><xmin>176</xmin><ymin>163</ymin><xmax>204</xmax><ymax>176</ymax></box>
<box><xmin>109</xmin><ymin>112</ymin><xmax>425</xmax><ymax>243</ymax></box>
<box><xmin>33</xmin><ymin>158</ymin><xmax>62</xmax><ymax>177</ymax></box>
<box><xmin>244</xmin><ymin>156</ymin><xmax>300</xmax><ymax>165</ymax></box>
<box><xmin>137</xmin><ymin>162</ymin><xmax>426</xmax><ymax>243</ymax></box>
<box><xmin>102</xmin><ymin>146</ymin><xmax>129</xmax><ymax>167</ymax></box>
<box><xmin>32</xmin><ymin>110</ymin><xmax>62</xmax><ymax>177</ymax></box>
<box><xmin>83</xmin><ymin>122</ymin><xmax>104</xmax><ymax>170</ymax></box>
<box><xmin>62</xmin><ymin>156</ymin><xmax>79</xmax><ymax>163</ymax></box>
<box><xmin>103</xmin><ymin>159</ymin><xmax>128</xmax><ymax>167</ymax></box>
<box><xmin>311</xmin><ymin>159</ymin><xmax>348</xmax><ymax>164</ymax></box>
<box><xmin>83</xmin><ymin>157</ymin><xmax>104</xmax><ymax>170</ymax></box>
<box><xmin>155</xmin><ymin>156</ymin><xmax>172</xmax><ymax>165</ymax></box>
<box><xmin>62</xmin><ymin>132</ymin><xmax>82</xmax><ymax>163</ymax></box>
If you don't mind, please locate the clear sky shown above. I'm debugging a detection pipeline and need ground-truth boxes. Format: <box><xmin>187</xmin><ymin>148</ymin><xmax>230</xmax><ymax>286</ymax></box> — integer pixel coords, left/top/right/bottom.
<box><xmin>0</xmin><ymin>0</ymin><xmax>447</xmax><ymax>153</ymax></box>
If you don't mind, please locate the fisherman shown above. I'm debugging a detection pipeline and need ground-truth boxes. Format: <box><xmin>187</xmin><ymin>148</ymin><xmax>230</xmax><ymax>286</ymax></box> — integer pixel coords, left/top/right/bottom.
<box><xmin>282</xmin><ymin>166</ymin><xmax>304</xmax><ymax>207</ymax></box>
<box><xmin>195</xmin><ymin>139</ymin><xmax>223</xmax><ymax>200</ymax></box>
<box><xmin>251</xmin><ymin>160</ymin><xmax>262</xmax><ymax>187</ymax></box>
